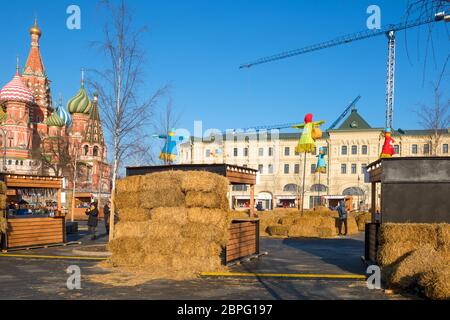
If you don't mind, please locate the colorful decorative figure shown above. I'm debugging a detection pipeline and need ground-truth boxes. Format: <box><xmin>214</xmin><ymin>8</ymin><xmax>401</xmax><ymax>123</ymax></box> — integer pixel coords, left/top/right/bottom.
<box><xmin>153</xmin><ymin>129</ymin><xmax>184</xmax><ymax>163</ymax></box>
<box><xmin>380</xmin><ymin>128</ymin><xmax>395</xmax><ymax>158</ymax></box>
<box><xmin>316</xmin><ymin>147</ymin><xmax>327</xmax><ymax>173</ymax></box>
<box><xmin>292</xmin><ymin>113</ymin><xmax>325</xmax><ymax>154</ymax></box>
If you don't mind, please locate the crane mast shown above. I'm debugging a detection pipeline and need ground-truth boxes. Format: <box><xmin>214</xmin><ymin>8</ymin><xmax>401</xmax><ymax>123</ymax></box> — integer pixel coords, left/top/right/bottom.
<box><xmin>385</xmin><ymin>31</ymin><xmax>396</xmax><ymax>129</ymax></box>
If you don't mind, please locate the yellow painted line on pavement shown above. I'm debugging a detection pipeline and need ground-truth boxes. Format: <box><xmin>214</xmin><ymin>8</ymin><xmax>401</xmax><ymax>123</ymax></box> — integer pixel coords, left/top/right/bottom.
<box><xmin>200</xmin><ymin>272</ymin><xmax>366</xmax><ymax>280</ymax></box>
<box><xmin>0</xmin><ymin>253</ymin><xmax>107</xmax><ymax>261</ymax></box>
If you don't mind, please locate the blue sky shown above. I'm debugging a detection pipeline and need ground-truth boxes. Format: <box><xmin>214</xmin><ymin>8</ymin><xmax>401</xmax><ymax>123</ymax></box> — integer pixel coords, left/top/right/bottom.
<box><xmin>0</xmin><ymin>0</ymin><xmax>449</xmax><ymax>136</ymax></box>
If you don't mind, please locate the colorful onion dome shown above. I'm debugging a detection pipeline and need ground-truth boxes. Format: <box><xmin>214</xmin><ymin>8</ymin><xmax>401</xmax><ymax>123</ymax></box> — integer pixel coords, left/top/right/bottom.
<box><xmin>46</xmin><ymin>105</ymin><xmax>65</xmax><ymax>128</ymax></box>
<box><xmin>0</xmin><ymin>71</ymin><xmax>35</xmax><ymax>104</ymax></box>
<box><xmin>67</xmin><ymin>84</ymin><xmax>92</xmax><ymax>115</ymax></box>
<box><xmin>0</xmin><ymin>108</ymin><xmax>6</xmax><ymax>123</ymax></box>
<box><xmin>56</xmin><ymin>96</ymin><xmax>72</xmax><ymax>127</ymax></box>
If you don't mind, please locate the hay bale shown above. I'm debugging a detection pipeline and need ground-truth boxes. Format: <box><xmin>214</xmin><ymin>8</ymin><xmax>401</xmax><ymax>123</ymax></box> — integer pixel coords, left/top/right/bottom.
<box><xmin>116</xmin><ymin>175</ymin><xmax>141</xmax><ymax>193</ymax></box>
<box><xmin>187</xmin><ymin>208</ymin><xmax>228</xmax><ymax>227</ymax></box>
<box><xmin>0</xmin><ymin>194</ymin><xmax>6</xmax><ymax>209</ymax></box>
<box><xmin>227</xmin><ymin>211</ymin><xmax>250</xmax><ymax>220</ymax></box>
<box><xmin>185</xmin><ymin>191</ymin><xmax>228</xmax><ymax>210</ymax></box>
<box><xmin>181</xmin><ymin>223</ymin><xmax>228</xmax><ymax>245</ymax></box>
<box><xmin>0</xmin><ymin>181</ymin><xmax>6</xmax><ymax>194</ymax></box>
<box><xmin>436</xmin><ymin>224</ymin><xmax>450</xmax><ymax>253</ymax></box>
<box><xmin>288</xmin><ymin>224</ymin><xmax>320</xmax><ymax>238</ymax></box>
<box><xmin>108</xmin><ymin>237</ymin><xmax>146</xmax><ymax>267</ymax></box>
<box><xmin>150</xmin><ymin>207</ymin><xmax>188</xmax><ymax>225</ymax></box>
<box><xmin>388</xmin><ymin>245</ymin><xmax>446</xmax><ymax>289</ymax></box>
<box><xmin>355</xmin><ymin>212</ymin><xmax>372</xmax><ymax>231</ymax></box>
<box><xmin>345</xmin><ymin>217</ymin><xmax>359</xmax><ymax>235</ymax></box>
<box><xmin>180</xmin><ymin>171</ymin><xmax>229</xmax><ymax>193</ymax></box>
<box><xmin>279</xmin><ymin>216</ymin><xmax>301</xmax><ymax>226</ymax></box>
<box><xmin>114</xmin><ymin>222</ymin><xmax>152</xmax><ymax>239</ymax></box>
<box><xmin>420</xmin><ymin>264</ymin><xmax>450</xmax><ymax>300</ymax></box>
<box><xmin>0</xmin><ymin>216</ymin><xmax>6</xmax><ymax>234</ymax></box>
<box><xmin>139</xmin><ymin>172</ymin><xmax>186</xmax><ymax>209</ymax></box>
<box><xmin>380</xmin><ymin>223</ymin><xmax>439</xmax><ymax>246</ymax></box>
<box><xmin>378</xmin><ymin>240</ymin><xmax>423</xmax><ymax>266</ymax></box>
<box><xmin>115</xmin><ymin>191</ymin><xmax>143</xmax><ymax>210</ymax></box>
<box><xmin>266</xmin><ymin>225</ymin><xmax>289</xmax><ymax>237</ymax></box>
<box><xmin>118</xmin><ymin>208</ymin><xmax>151</xmax><ymax>222</ymax></box>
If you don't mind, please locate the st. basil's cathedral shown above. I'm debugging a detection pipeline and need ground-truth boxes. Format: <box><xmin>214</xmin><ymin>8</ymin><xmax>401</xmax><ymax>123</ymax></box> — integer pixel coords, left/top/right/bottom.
<box><xmin>0</xmin><ymin>21</ymin><xmax>111</xmax><ymax>198</ymax></box>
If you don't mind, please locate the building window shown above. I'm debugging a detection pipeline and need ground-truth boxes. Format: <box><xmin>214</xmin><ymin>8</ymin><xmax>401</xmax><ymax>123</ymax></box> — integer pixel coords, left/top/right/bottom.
<box><xmin>20</xmin><ymin>160</ymin><xmax>23</xmax><ymax>166</ymax></box>
<box><xmin>341</xmin><ymin>164</ymin><xmax>347</xmax><ymax>174</ymax></box>
<box><xmin>8</xmin><ymin>160</ymin><xmax>11</xmax><ymax>165</ymax></box>
<box><xmin>258</xmin><ymin>148</ymin><xmax>264</xmax><ymax>157</ymax></box>
<box><xmin>93</xmin><ymin>146</ymin><xmax>99</xmax><ymax>157</ymax></box>
<box><xmin>244</xmin><ymin>148</ymin><xmax>249</xmax><ymax>157</ymax></box>
<box><xmin>351</xmin><ymin>145</ymin><xmax>357</xmax><ymax>155</ymax></box>
<box><xmin>443</xmin><ymin>144</ymin><xmax>449</xmax><ymax>154</ymax></box>
<box><xmin>351</xmin><ymin>164</ymin><xmax>357</xmax><ymax>174</ymax></box>
<box><xmin>342</xmin><ymin>145</ymin><xmax>347</xmax><ymax>155</ymax></box>
<box><xmin>258</xmin><ymin>164</ymin><xmax>264</xmax><ymax>174</ymax></box>
<box><xmin>285</xmin><ymin>147</ymin><xmax>290</xmax><ymax>156</ymax></box>
<box><xmin>362</xmin><ymin>145</ymin><xmax>368</xmax><ymax>155</ymax></box>
<box><xmin>268</xmin><ymin>164</ymin><xmax>274</xmax><ymax>174</ymax></box>
<box><xmin>284</xmin><ymin>164</ymin><xmax>290</xmax><ymax>174</ymax></box>
<box><xmin>268</xmin><ymin>147</ymin><xmax>273</xmax><ymax>157</ymax></box>
<box><xmin>283</xmin><ymin>184</ymin><xmax>298</xmax><ymax>192</ymax></box>
<box><xmin>84</xmin><ymin>145</ymin><xmax>89</xmax><ymax>156</ymax></box>
<box><xmin>311</xmin><ymin>164</ymin><xmax>316</xmax><ymax>173</ymax></box>
<box><xmin>232</xmin><ymin>185</ymin><xmax>248</xmax><ymax>192</ymax></box>
<box><xmin>294</xmin><ymin>164</ymin><xmax>300</xmax><ymax>174</ymax></box>
<box><xmin>15</xmin><ymin>160</ymin><xmax>19</xmax><ymax>166</ymax></box>
<box><xmin>412</xmin><ymin>144</ymin><xmax>418</xmax><ymax>154</ymax></box>
<box><xmin>361</xmin><ymin>164</ymin><xmax>367</xmax><ymax>174</ymax></box>
<box><xmin>424</xmin><ymin>144</ymin><xmax>430</xmax><ymax>155</ymax></box>
<box><xmin>233</xmin><ymin>148</ymin><xmax>238</xmax><ymax>157</ymax></box>
<box><xmin>394</xmin><ymin>145</ymin><xmax>400</xmax><ymax>155</ymax></box>
<box><xmin>205</xmin><ymin>149</ymin><xmax>211</xmax><ymax>158</ymax></box>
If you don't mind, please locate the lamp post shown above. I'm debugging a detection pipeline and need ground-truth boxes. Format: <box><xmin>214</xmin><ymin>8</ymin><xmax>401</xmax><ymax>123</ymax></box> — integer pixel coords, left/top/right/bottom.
<box><xmin>357</xmin><ymin>175</ymin><xmax>361</xmax><ymax>211</ymax></box>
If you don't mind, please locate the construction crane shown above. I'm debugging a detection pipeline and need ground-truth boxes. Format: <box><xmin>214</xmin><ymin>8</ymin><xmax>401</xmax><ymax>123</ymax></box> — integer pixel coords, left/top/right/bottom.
<box><xmin>240</xmin><ymin>11</ymin><xmax>449</xmax><ymax>129</ymax></box>
<box><xmin>327</xmin><ymin>95</ymin><xmax>361</xmax><ymax>131</ymax></box>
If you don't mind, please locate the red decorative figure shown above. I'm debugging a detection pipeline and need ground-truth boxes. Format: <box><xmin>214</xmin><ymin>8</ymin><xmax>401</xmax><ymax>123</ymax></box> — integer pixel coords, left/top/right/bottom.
<box><xmin>380</xmin><ymin>128</ymin><xmax>395</xmax><ymax>158</ymax></box>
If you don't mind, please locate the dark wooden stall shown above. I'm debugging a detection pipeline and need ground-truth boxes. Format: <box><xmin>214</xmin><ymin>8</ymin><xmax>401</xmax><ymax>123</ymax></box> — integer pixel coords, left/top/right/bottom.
<box><xmin>126</xmin><ymin>164</ymin><xmax>260</xmax><ymax>264</ymax></box>
<box><xmin>364</xmin><ymin>157</ymin><xmax>450</xmax><ymax>262</ymax></box>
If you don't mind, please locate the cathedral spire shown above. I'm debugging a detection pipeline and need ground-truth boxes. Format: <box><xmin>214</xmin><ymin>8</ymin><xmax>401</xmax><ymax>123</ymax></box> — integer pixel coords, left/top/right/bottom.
<box><xmin>24</xmin><ymin>18</ymin><xmax>45</xmax><ymax>77</ymax></box>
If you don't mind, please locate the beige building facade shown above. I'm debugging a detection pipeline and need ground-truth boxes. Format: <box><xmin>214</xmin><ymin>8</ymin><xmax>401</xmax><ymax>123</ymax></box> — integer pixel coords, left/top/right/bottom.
<box><xmin>179</xmin><ymin>109</ymin><xmax>450</xmax><ymax>210</ymax></box>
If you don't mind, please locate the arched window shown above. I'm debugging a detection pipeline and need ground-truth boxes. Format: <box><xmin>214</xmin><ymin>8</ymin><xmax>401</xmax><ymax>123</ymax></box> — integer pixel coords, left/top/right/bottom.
<box><xmin>310</xmin><ymin>184</ymin><xmax>328</xmax><ymax>192</ymax></box>
<box><xmin>283</xmin><ymin>184</ymin><xmax>299</xmax><ymax>192</ymax></box>
<box><xmin>93</xmin><ymin>146</ymin><xmax>99</xmax><ymax>157</ymax></box>
<box><xmin>343</xmin><ymin>187</ymin><xmax>365</xmax><ymax>196</ymax></box>
<box><xmin>84</xmin><ymin>145</ymin><xmax>89</xmax><ymax>156</ymax></box>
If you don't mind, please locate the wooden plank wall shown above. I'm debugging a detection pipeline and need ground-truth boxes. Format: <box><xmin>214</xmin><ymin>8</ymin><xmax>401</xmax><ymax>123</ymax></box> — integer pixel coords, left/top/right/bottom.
<box><xmin>365</xmin><ymin>223</ymin><xmax>380</xmax><ymax>263</ymax></box>
<box><xmin>226</xmin><ymin>220</ymin><xmax>259</xmax><ymax>263</ymax></box>
<box><xmin>6</xmin><ymin>217</ymin><xmax>65</xmax><ymax>249</ymax></box>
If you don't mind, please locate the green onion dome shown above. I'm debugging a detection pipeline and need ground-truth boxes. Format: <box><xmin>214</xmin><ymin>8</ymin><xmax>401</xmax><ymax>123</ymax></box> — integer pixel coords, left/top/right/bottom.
<box><xmin>67</xmin><ymin>84</ymin><xmax>92</xmax><ymax>115</ymax></box>
<box><xmin>46</xmin><ymin>104</ymin><xmax>66</xmax><ymax>127</ymax></box>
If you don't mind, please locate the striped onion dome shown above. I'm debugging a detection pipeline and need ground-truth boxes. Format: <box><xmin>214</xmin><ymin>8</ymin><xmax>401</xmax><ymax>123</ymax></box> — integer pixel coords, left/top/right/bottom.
<box><xmin>0</xmin><ymin>71</ymin><xmax>35</xmax><ymax>104</ymax></box>
<box><xmin>56</xmin><ymin>98</ymin><xmax>72</xmax><ymax>127</ymax></box>
<box><xmin>67</xmin><ymin>84</ymin><xmax>92</xmax><ymax>114</ymax></box>
<box><xmin>46</xmin><ymin>105</ymin><xmax>65</xmax><ymax>128</ymax></box>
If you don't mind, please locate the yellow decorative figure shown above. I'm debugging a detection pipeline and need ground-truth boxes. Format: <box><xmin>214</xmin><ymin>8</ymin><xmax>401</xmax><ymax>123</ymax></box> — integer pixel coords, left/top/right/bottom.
<box><xmin>292</xmin><ymin>113</ymin><xmax>325</xmax><ymax>154</ymax></box>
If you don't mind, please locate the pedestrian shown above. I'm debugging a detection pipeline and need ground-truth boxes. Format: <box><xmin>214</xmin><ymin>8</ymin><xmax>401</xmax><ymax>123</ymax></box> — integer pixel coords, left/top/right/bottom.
<box><xmin>85</xmin><ymin>201</ymin><xmax>99</xmax><ymax>240</ymax></box>
<box><xmin>104</xmin><ymin>201</ymin><xmax>111</xmax><ymax>235</ymax></box>
<box><xmin>337</xmin><ymin>200</ymin><xmax>348</xmax><ymax>236</ymax></box>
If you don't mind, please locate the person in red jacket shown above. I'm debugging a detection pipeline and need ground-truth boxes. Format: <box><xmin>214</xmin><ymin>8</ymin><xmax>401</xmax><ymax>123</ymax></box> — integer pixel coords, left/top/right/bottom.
<box><xmin>380</xmin><ymin>128</ymin><xmax>395</xmax><ymax>158</ymax></box>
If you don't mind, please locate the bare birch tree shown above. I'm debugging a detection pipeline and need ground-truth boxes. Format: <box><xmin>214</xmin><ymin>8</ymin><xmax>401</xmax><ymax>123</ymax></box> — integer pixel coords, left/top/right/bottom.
<box><xmin>416</xmin><ymin>88</ymin><xmax>449</xmax><ymax>156</ymax></box>
<box><xmin>90</xmin><ymin>0</ymin><xmax>167</xmax><ymax>239</ymax></box>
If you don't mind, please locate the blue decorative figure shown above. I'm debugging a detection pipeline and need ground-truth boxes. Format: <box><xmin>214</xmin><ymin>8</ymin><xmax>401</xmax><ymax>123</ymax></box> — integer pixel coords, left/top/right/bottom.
<box><xmin>153</xmin><ymin>129</ymin><xmax>185</xmax><ymax>164</ymax></box>
<box><xmin>316</xmin><ymin>147</ymin><xmax>327</xmax><ymax>173</ymax></box>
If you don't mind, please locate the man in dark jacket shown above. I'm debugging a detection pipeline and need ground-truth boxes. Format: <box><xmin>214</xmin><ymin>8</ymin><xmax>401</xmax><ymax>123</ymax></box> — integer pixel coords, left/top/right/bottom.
<box><xmin>85</xmin><ymin>202</ymin><xmax>99</xmax><ymax>240</ymax></box>
<box><xmin>104</xmin><ymin>202</ymin><xmax>111</xmax><ymax>236</ymax></box>
<box><xmin>337</xmin><ymin>200</ymin><xmax>348</xmax><ymax>236</ymax></box>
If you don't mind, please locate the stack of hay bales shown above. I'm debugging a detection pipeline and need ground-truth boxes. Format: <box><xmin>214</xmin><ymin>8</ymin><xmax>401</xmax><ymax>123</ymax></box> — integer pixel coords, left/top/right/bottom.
<box><xmin>0</xmin><ymin>181</ymin><xmax>7</xmax><ymax>234</ymax></box>
<box><xmin>379</xmin><ymin>223</ymin><xmax>450</xmax><ymax>300</ymax></box>
<box><xmin>259</xmin><ymin>207</ymin><xmax>359</xmax><ymax>238</ymax></box>
<box><xmin>110</xmin><ymin>171</ymin><xmax>230</xmax><ymax>280</ymax></box>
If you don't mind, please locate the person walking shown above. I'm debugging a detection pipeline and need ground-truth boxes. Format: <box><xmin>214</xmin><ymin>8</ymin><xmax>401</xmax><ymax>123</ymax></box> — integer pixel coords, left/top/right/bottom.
<box><xmin>337</xmin><ymin>200</ymin><xmax>348</xmax><ymax>236</ymax></box>
<box><xmin>104</xmin><ymin>202</ymin><xmax>111</xmax><ymax>236</ymax></box>
<box><xmin>85</xmin><ymin>201</ymin><xmax>99</xmax><ymax>240</ymax></box>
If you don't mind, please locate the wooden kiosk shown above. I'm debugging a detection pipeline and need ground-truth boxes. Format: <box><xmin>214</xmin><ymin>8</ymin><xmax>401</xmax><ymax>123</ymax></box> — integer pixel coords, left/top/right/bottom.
<box><xmin>364</xmin><ymin>157</ymin><xmax>450</xmax><ymax>263</ymax></box>
<box><xmin>1</xmin><ymin>174</ymin><xmax>66</xmax><ymax>250</ymax></box>
<box><xmin>126</xmin><ymin>164</ymin><xmax>260</xmax><ymax>264</ymax></box>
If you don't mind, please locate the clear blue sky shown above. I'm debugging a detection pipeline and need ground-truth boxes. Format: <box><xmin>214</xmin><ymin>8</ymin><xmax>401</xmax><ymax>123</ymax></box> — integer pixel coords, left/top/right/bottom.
<box><xmin>0</xmin><ymin>0</ymin><xmax>449</xmax><ymax>135</ymax></box>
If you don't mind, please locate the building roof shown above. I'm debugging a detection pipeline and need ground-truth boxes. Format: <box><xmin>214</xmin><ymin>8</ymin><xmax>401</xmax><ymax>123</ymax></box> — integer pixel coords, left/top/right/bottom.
<box><xmin>83</xmin><ymin>94</ymin><xmax>104</xmax><ymax>145</ymax></box>
<box><xmin>0</xmin><ymin>71</ymin><xmax>35</xmax><ymax>104</ymax></box>
<box><xmin>68</xmin><ymin>84</ymin><xmax>92</xmax><ymax>115</ymax></box>
<box><xmin>335</xmin><ymin>109</ymin><xmax>372</xmax><ymax>130</ymax></box>
<box><xmin>23</xmin><ymin>20</ymin><xmax>45</xmax><ymax>78</ymax></box>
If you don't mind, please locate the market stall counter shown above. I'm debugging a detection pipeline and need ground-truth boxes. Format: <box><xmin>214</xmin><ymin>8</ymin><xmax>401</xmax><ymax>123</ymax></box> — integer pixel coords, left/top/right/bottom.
<box><xmin>1</xmin><ymin>174</ymin><xmax>66</xmax><ymax>250</ymax></box>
